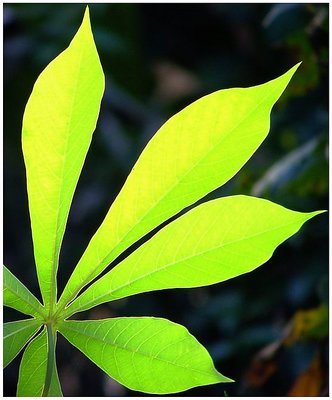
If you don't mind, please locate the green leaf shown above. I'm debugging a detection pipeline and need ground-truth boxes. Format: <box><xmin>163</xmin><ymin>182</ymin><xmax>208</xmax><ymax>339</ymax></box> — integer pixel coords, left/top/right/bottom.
<box><xmin>22</xmin><ymin>6</ymin><xmax>104</xmax><ymax>310</ymax></box>
<box><xmin>66</xmin><ymin>196</ymin><xmax>323</xmax><ymax>315</ymax></box>
<box><xmin>17</xmin><ymin>327</ymin><xmax>62</xmax><ymax>396</ymax></box>
<box><xmin>17</xmin><ymin>328</ymin><xmax>47</xmax><ymax>396</ymax></box>
<box><xmin>3</xmin><ymin>265</ymin><xmax>45</xmax><ymax>318</ymax></box>
<box><xmin>58</xmin><ymin>63</ymin><xmax>300</xmax><ymax>311</ymax></box>
<box><xmin>4</xmin><ymin>319</ymin><xmax>41</xmax><ymax>368</ymax></box>
<box><xmin>59</xmin><ymin>317</ymin><xmax>232</xmax><ymax>394</ymax></box>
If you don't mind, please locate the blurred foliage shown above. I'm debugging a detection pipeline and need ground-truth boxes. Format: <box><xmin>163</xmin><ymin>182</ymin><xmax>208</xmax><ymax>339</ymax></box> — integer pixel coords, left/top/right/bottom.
<box><xmin>4</xmin><ymin>3</ymin><xmax>328</xmax><ymax>397</ymax></box>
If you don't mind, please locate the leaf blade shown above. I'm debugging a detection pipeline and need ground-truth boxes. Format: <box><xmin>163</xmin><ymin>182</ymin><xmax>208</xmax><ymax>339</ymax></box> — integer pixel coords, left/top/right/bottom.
<box><xmin>59</xmin><ymin>317</ymin><xmax>232</xmax><ymax>394</ymax></box>
<box><xmin>17</xmin><ymin>327</ymin><xmax>48</xmax><ymax>396</ymax></box>
<box><xmin>67</xmin><ymin>196</ymin><xmax>323</xmax><ymax>314</ymax></box>
<box><xmin>22</xmin><ymin>7</ymin><xmax>104</xmax><ymax>310</ymax></box>
<box><xmin>16</xmin><ymin>327</ymin><xmax>62</xmax><ymax>396</ymax></box>
<box><xmin>3</xmin><ymin>265</ymin><xmax>45</xmax><ymax>318</ymax></box>
<box><xmin>4</xmin><ymin>319</ymin><xmax>41</xmax><ymax>368</ymax></box>
<box><xmin>59</xmin><ymin>64</ymin><xmax>300</xmax><ymax>310</ymax></box>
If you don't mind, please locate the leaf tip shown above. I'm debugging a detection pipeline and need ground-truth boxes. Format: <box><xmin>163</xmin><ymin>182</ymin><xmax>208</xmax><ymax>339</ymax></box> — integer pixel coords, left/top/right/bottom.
<box><xmin>279</xmin><ymin>62</ymin><xmax>301</xmax><ymax>83</ymax></box>
<box><xmin>300</xmin><ymin>209</ymin><xmax>327</xmax><ymax>225</ymax></box>
<box><xmin>83</xmin><ymin>5</ymin><xmax>91</xmax><ymax>25</ymax></box>
<box><xmin>221</xmin><ymin>375</ymin><xmax>235</xmax><ymax>383</ymax></box>
<box><xmin>309</xmin><ymin>209</ymin><xmax>328</xmax><ymax>218</ymax></box>
<box><xmin>289</xmin><ymin>61</ymin><xmax>302</xmax><ymax>75</ymax></box>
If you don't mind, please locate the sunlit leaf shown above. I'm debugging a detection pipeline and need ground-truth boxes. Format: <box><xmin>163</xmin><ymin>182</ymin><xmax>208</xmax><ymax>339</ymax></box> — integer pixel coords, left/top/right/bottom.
<box><xmin>3</xmin><ymin>265</ymin><xmax>45</xmax><ymax>318</ymax></box>
<box><xmin>4</xmin><ymin>319</ymin><xmax>41</xmax><ymax>368</ymax></box>
<box><xmin>59</xmin><ymin>64</ymin><xmax>300</xmax><ymax>310</ymax></box>
<box><xmin>59</xmin><ymin>317</ymin><xmax>232</xmax><ymax>394</ymax></box>
<box><xmin>5</xmin><ymin>2</ymin><xmax>326</xmax><ymax>397</ymax></box>
<box><xmin>17</xmin><ymin>327</ymin><xmax>62</xmax><ymax>396</ymax></box>
<box><xmin>66</xmin><ymin>196</ymin><xmax>323</xmax><ymax>315</ymax></box>
<box><xmin>22</xmin><ymin>7</ymin><xmax>104</xmax><ymax>310</ymax></box>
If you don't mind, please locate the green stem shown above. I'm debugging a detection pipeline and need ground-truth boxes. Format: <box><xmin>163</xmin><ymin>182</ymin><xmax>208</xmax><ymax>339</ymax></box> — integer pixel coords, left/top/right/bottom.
<box><xmin>42</xmin><ymin>324</ymin><xmax>56</xmax><ymax>397</ymax></box>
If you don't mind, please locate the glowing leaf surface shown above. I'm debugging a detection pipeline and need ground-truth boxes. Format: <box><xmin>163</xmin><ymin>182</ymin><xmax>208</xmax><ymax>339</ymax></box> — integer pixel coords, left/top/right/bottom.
<box><xmin>59</xmin><ymin>64</ymin><xmax>300</xmax><ymax>310</ymax></box>
<box><xmin>22</xmin><ymin>8</ymin><xmax>104</xmax><ymax>310</ymax></box>
<box><xmin>67</xmin><ymin>196</ymin><xmax>322</xmax><ymax>315</ymax></box>
<box><xmin>59</xmin><ymin>317</ymin><xmax>232</xmax><ymax>394</ymax></box>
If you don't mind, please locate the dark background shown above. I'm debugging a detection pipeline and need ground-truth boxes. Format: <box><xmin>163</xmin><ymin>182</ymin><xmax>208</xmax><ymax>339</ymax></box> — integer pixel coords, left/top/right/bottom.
<box><xmin>4</xmin><ymin>3</ymin><xmax>328</xmax><ymax>397</ymax></box>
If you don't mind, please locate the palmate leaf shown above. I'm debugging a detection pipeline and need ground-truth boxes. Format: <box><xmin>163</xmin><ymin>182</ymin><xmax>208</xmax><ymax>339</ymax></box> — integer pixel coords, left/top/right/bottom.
<box><xmin>65</xmin><ymin>196</ymin><xmax>323</xmax><ymax>316</ymax></box>
<box><xmin>22</xmin><ymin>6</ymin><xmax>104</xmax><ymax>310</ymax></box>
<box><xmin>4</xmin><ymin>319</ymin><xmax>41</xmax><ymax>368</ymax></box>
<box><xmin>58</xmin><ymin>63</ymin><xmax>300</xmax><ymax>311</ymax></box>
<box><xmin>17</xmin><ymin>327</ymin><xmax>62</xmax><ymax>396</ymax></box>
<box><xmin>59</xmin><ymin>317</ymin><xmax>232</xmax><ymax>394</ymax></box>
<box><xmin>3</xmin><ymin>266</ymin><xmax>45</xmax><ymax>318</ymax></box>
<box><xmin>4</xmin><ymin>4</ymin><xmax>323</xmax><ymax>396</ymax></box>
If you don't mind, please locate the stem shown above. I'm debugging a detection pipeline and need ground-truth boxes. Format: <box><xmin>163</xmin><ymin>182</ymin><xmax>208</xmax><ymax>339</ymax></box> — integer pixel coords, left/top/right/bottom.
<box><xmin>42</xmin><ymin>324</ymin><xmax>56</xmax><ymax>397</ymax></box>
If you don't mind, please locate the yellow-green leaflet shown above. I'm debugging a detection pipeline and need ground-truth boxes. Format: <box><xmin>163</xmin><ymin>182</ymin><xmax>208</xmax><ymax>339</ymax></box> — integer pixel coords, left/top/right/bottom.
<box><xmin>4</xmin><ymin>319</ymin><xmax>41</xmax><ymax>368</ymax></box>
<box><xmin>59</xmin><ymin>318</ymin><xmax>233</xmax><ymax>394</ymax></box>
<box><xmin>58</xmin><ymin>63</ymin><xmax>300</xmax><ymax>310</ymax></box>
<box><xmin>17</xmin><ymin>328</ymin><xmax>62</xmax><ymax>396</ymax></box>
<box><xmin>4</xmin><ymin>266</ymin><xmax>45</xmax><ymax>318</ymax></box>
<box><xmin>66</xmin><ymin>195</ymin><xmax>323</xmax><ymax>316</ymax></box>
<box><xmin>22</xmin><ymin>7</ymin><xmax>104</xmax><ymax>311</ymax></box>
